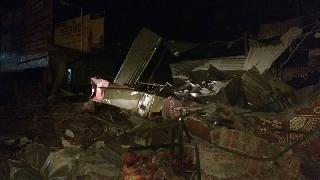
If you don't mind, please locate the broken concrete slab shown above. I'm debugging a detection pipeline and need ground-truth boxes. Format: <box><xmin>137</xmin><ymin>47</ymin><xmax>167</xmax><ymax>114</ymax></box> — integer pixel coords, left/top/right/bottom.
<box><xmin>9</xmin><ymin>160</ymin><xmax>43</xmax><ymax>180</ymax></box>
<box><xmin>22</xmin><ymin>143</ymin><xmax>49</xmax><ymax>170</ymax></box>
<box><xmin>40</xmin><ymin>147</ymin><xmax>121</xmax><ymax>179</ymax></box>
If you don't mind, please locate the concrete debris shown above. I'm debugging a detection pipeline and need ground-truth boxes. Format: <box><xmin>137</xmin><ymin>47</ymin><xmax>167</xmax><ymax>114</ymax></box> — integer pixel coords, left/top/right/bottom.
<box><xmin>175</xmin><ymin>78</ymin><xmax>243</xmax><ymax>106</ymax></box>
<box><xmin>9</xmin><ymin>143</ymin><xmax>49</xmax><ymax>179</ymax></box>
<box><xmin>85</xmin><ymin>54</ymin><xmax>318</xmax><ymax>179</ymax></box>
<box><xmin>9</xmin><ymin>160</ymin><xmax>43</xmax><ymax>180</ymax></box>
<box><xmin>185</xmin><ymin>138</ymin><xmax>303</xmax><ymax>179</ymax></box>
<box><xmin>10</xmin><ymin>145</ymin><xmax>122</xmax><ymax>180</ymax></box>
<box><xmin>41</xmin><ymin>147</ymin><xmax>121</xmax><ymax>179</ymax></box>
<box><xmin>3</xmin><ymin>78</ymin><xmax>316</xmax><ymax>179</ymax></box>
<box><xmin>3</xmin><ymin>22</ymin><xmax>320</xmax><ymax>179</ymax></box>
<box><xmin>22</xmin><ymin>143</ymin><xmax>49</xmax><ymax>170</ymax></box>
<box><xmin>122</xmin><ymin>150</ymin><xmax>193</xmax><ymax>179</ymax></box>
<box><xmin>64</xmin><ymin>129</ymin><xmax>75</xmax><ymax>139</ymax></box>
<box><xmin>61</xmin><ymin>137</ymin><xmax>80</xmax><ymax>148</ymax></box>
<box><xmin>241</xmin><ymin>67</ymin><xmax>292</xmax><ymax>112</ymax></box>
<box><xmin>4</xmin><ymin>137</ymin><xmax>33</xmax><ymax>147</ymax></box>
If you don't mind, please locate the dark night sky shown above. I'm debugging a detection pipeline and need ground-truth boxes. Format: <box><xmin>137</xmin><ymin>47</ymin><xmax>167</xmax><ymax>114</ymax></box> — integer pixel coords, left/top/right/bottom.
<box><xmin>74</xmin><ymin>0</ymin><xmax>302</xmax><ymax>42</ymax></box>
<box><xmin>85</xmin><ymin>0</ymin><xmax>317</xmax><ymax>43</ymax></box>
<box><xmin>3</xmin><ymin>0</ymin><xmax>320</xmax><ymax>43</ymax></box>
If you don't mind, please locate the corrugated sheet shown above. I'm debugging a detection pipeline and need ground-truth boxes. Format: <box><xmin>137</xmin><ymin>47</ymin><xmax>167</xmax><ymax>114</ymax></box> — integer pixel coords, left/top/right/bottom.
<box><xmin>170</xmin><ymin>56</ymin><xmax>246</xmax><ymax>79</ymax></box>
<box><xmin>257</xmin><ymin>18</ymin><xmax>301</xmax><ymax>40</ymax></box>
<box><xmin>171</xmin><ymin>28</ymin><xmax>302</xmax><ymax>78</ymax></box>
<box><xmin>195</xmin><ymin>56</ymin><xmax>246</xmax><ymax>71</ymax></box>
<box><xmin>244</xmin><ymin>27</ymin><xmax>302</xmax><ymax>74</ymax></box>
<box><xmin>274</xmin><ymin>67</ymin><xmax>312</xmax><ymax>81</ymax></box>
<box><xmin>114</xmin><ymin>28</ymin><xmax>162</xmax><ymax>85</ymax></box>
<box><xmin>241</xmin><ymin>67</ymin><xmax>273</xmax><ymax>107</ymax></box>
<box><xmin>244</xmin><ymin>39</ymin><xmax>285</xmax><ymax>73</ymax></box>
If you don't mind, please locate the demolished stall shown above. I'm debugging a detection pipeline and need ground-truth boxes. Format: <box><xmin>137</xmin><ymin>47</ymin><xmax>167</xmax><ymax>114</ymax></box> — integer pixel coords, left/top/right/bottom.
<box><xmin>3</xmin><ymin>15</ymin><xmax>320</xmax><ymax>179</ymax></box>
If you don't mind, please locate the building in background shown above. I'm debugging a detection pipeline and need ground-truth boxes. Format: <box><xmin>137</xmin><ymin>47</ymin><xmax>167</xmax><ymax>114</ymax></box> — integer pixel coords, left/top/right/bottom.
<box><xmin>0</xmin><ymin>0</ymin><xmax>106</xmax><ymax>105</ymax></box>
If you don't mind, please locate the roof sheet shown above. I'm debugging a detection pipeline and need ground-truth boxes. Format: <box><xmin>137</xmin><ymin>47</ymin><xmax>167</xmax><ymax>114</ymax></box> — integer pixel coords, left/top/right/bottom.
<box><xmin>257</xmin><ymin>18</ymin><xmax>301</xmax><ymax>40</ymax></box>
<box><xmin>244</xmin><ymin>27</ymin><xmax>302</xmax><ymax>73</ymax></box>
<box><xmin>170</xmin><ymin>56</ymin><xmax>246</xmax><ymax>79</ymax></box>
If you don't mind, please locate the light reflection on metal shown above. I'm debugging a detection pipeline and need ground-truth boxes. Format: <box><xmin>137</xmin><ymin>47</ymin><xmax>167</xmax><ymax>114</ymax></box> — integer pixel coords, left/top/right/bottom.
<box><xmin>91</xmin><ymin>78</ymin><xmax>164</xmax><ymax>118</ymax></box>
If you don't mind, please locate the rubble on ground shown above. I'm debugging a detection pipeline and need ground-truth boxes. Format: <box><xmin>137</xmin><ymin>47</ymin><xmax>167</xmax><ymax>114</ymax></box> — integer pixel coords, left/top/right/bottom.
<box><xmin>1</xmin><ymin>25</ymin><xmax>320</xmax><ymax>179</ymax></box>
<box><xmin>5</xmin><ymin>66</ymin><xmax>319</xmax><ymax>179</ymax></box>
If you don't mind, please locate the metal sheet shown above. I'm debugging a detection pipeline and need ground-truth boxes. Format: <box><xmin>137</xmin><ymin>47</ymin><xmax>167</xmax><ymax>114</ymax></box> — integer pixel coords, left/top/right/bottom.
<box><xmin>114</xmin><ymin>28</ymin><xmax>162</xmax><ymax>85</ymax></box>
<box><xmin>244</xmin><ymin>27</ymin><xmax>302</xmax><ymax>74</ymax></box>
<box><xmin>241</xmin><ymin>67</ymin><xmax>273</xmax><ymax>107</ymax></box>
<box><xmin>171</xmin><ymin>27</ymin><xmax>301</xmax><ymax>77</ymax></box>
<box><xmin>170</xmin><ymin>56</ymin><xmax>246</xmax><ymax>80</ymax></box>
<box><xmin>278</xmin><ymin>66</ymin><xmax>312</xmax><ymax>81</ymax></box>
<box><xmin>91</xmin><ymin>80</ymin><xmax>164</xmax><ymax>118</ymax></box>
<box><xmin>101</xmin><ymin>88</ymin><xmax>164</xmax><ymax>118</ymax></box>
<box><xmin>257</xmin><ymin>18</ymin><xmax>301</xmax><ymax>40</ymax></box>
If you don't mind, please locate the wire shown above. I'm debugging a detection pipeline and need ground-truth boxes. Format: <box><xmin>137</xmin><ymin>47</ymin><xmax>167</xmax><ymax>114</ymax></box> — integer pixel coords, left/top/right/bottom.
<box><xmin>189</xmin><ymin>171</ymin><xmax>198</xmax><ymax>180</ymax></box>
<box><xmin>279</xmin><ymin>23</ymin><xmax>319</xmax><ymax>79</ymax></box>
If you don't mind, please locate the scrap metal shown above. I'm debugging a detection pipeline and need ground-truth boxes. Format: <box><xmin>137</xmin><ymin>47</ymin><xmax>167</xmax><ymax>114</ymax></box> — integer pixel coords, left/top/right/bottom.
<box><xmin>241</xmin><ymin>67</ymin><xmax>291</xmax><ymax>111</ymax></box>
<box><xmin>257</xmin><ymin>18</ymin><xmax>302</xmax><ymax>40</ymax></box>
<box><xmin>170</xmin><ymin>56</ymin><xmax>246</xmax><ymax>81</ymax></box>
<box><xmin>114</xmin><ymin>28</ymin><xmax>163</xmax><ymax>85</ymax></box>
<box><xmin>6</xmin><ymin>19</ymin><xmax>320</xmax><ymax>180</ymax></box>
<box><xmin>91</xmin><ymin>78</ymin><xmax>164</xmax><ymax>118</ymax></box>
<box><xmin>171</xmin><ymin>27</ymin><xmax>302</xmax><ymax>79</ymax></box>
<box><xmin>244</xmin><ymin>27</ymin><xmax>303</xmax><ymax>74</ymax></box>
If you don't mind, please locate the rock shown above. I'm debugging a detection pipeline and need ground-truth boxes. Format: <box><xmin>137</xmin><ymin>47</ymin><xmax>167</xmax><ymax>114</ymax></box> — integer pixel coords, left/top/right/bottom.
<box><xmin>65</xmin><ymin>129</ymin><xmax>75</xmax><ymax>139</ymax></box>
<box><xmin>22</xmin><ymin>143</ymin><xmax>49</xmax><ymax>170</ymax></box>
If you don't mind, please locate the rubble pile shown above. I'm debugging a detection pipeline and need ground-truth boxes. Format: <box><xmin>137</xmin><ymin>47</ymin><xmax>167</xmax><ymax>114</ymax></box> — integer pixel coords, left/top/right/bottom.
<box><xmin>3</xmin><ymin>66</ymin><xmax>319</xmax><ymax>179</ymax></box>
<box><xmin>1</xmin><ymin>26</ymin><xmax>320</xmax><ymax>179</ymax></box>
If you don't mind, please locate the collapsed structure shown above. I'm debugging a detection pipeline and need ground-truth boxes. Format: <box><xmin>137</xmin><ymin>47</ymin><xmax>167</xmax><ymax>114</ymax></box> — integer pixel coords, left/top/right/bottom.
<box><xmin>2</xmin><ymin>15</ymin><xmax>320</xmax><ymax>179</ymax></box>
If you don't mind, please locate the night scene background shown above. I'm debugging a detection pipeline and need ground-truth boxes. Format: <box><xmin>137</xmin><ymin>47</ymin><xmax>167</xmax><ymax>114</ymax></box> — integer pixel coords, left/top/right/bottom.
<box><xmin>0</xmin><ymin>0</ymin><xmax>320</xmax><ymax>179</ymax></box>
